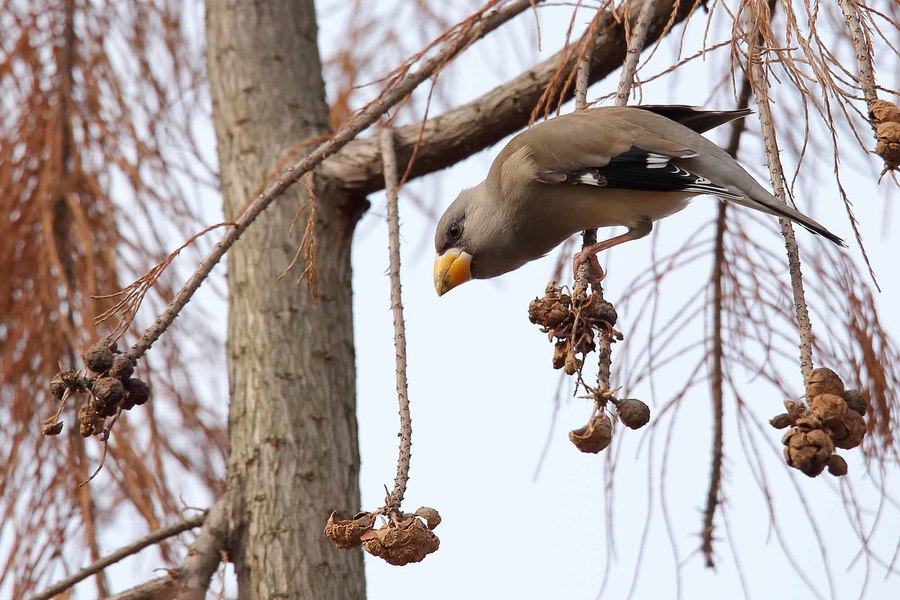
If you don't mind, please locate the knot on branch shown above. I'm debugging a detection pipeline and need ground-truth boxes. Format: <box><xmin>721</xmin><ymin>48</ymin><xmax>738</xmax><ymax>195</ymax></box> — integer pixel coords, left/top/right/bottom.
<box><xmin>771</xmin><ymin>367</ymin><xmax>868</xmax><ymax>477</ymax></box>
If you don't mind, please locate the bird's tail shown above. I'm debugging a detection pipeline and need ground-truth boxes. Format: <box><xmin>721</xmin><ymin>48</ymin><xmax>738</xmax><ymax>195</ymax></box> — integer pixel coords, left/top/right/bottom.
<box><xmin>732</xmin><ymin>190</ymin><xmax>846</xmax><ymax>247</ymax></box>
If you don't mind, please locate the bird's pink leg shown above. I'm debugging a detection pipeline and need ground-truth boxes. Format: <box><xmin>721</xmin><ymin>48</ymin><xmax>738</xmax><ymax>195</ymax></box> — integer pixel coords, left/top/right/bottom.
<box><xmin>573</xmin><ymin>217</ymin><xmax>653</xmax><ymax>283</ymax></box>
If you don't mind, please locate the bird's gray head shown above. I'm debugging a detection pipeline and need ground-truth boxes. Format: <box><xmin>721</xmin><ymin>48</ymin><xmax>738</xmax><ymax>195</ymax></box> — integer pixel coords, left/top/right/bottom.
<box><xmin>433</xmin><ymin>183</ymin><xmax>521</xmax><ymax>296</ymax></box>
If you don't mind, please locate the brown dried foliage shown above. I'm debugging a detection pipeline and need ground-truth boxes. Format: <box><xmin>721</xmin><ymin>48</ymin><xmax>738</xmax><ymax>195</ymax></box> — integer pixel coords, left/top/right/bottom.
<box><xmin>1</xmin><ymin>0</ymin><xmax>226</xmax><ymax>595</ymax></box>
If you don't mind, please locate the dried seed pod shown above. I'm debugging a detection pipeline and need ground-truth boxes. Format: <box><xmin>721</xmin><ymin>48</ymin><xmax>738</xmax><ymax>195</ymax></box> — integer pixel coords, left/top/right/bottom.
<box><xmin>827</xmin><ymin>454</ymin><xmax>848</xmax><ymax>477</ymax></box>
<box><xmin>84</xmin><ymin>345</ymin><xmax>115</xmax><ymax>374</ymax></box>
<box><xmin>109</xmin><ymin>355</ymin><xmax>135</xmax><ymax>381</ymax></box>
<box><xmin>841</xmin><ymin>389</ymin><xmax>867</xmax><ymax>416</ymax></box>
<box><xmin>93</xmin><ymin>377</ymin><xmax>124</xmax><ymax>413</ymax></box>
<box><xmin>783</xmin><ymin>426</ymin><xmax>834</xmax><ymax>477</ymax></box>
<box><xmin>572</xmin><ymin>329</ymin><xmax>595</xmax><ymax>355</ymax></box>
<box><xmin>793</xmin><ymin>413</ymin><xmax>823</xmax><ymax>431</ymax></box>
<box><xmin>569</xmin><ymin>413</ymin><xmax>612</xmax><ymax>454</ymax></box>
<box><xmin>324</xmin><ymin>511</ymin><xmax>376</xmax><ymax>549</ymax></box>
<box><xmin>870</xmin><ymin>99</ymin><xmax>900</xmax><ymax>124</ymax></box>
<box><xmin>552</xmin><ymin>341</ymin><xmax>567</xmax><ymax>370</ymax></box>
<box><xmin>50</xmin><ymin>375</ymin><xmax>67</xmax><ymax>400</ymax></box>
<box><xmin>362</xmin><ymin>517</ymin><xmax>440</xmax><ymax>566</ymax></box>
<box><xmin>617</xmin><ymin>399</ymin><xmax>650</xmax><ymax>429</ymax></box>
<box><xmin>414</xmin><ymin>507</ymin><xmax>442</xmax><ymax>530</ymax></box>
<box><xmin>43</xmin><ymin>421</ymin><xmax>64</xmax><ymax>436</ymax></box>
<box><xmin>546</xmin><ymin>303</ymin><xmax>570</xmax><ymax>328</ymax></box>
<box><xmin>125</xmin><ymin>378</ymin><xmax>151</xmax><ymax>406</ymax></box>
<box><xmin>805</xmin><ymin>368</ymin><xmax>844</xmax><ymax>399</ymax></box>
<box><xmin>783</xmin><ymin>400</ymin><xmax>806</xmax><ymax>417</ymax></box>
<box><xmin>527</xmin><ymin>298</ymin><xmax>547</xmax><ymax>324</ymax></box>
<box><xmin>809</xmin><ymin>393</ymin><xmax>847</xmax><ymax>431</ymax></box>
<box><xmin>769</xmin><ymin>413</ymin><xmax>795</xmax><ymax>429</ymax></box>
<box><xmin>875</xmin><ymin>121</ymin><xmax>900</xmax><ymax>169</ymax></box>
<box><xmin>79</xmin><ymin>421</ymin><xmax>94</xmax><ymax>437</ymax></box>
<box><xmin>563</xmin><ymin>350</ymin><xmax>580</xmax><ymax>376</ymax></box>
<box><xmin>832</xmin><ymin>411</ymin><xmax>866</xmax><ymax>450</ymax></box>
<box><xmin>78</xmin><ymin>405</ymin><xmax>100</xmax><ymax>438</ymax></box>
<box><xmin>584</xmin><ymin>295</ymin><xmax>617</xmax><ymax>326</ymax></box>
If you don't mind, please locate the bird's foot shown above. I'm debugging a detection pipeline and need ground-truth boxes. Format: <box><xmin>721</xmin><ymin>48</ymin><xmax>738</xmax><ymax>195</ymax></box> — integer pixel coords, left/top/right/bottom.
<box><xmin>573</xmin><ymin>250</ymin><xmax>605</xmax><ymax>285</ymax></box>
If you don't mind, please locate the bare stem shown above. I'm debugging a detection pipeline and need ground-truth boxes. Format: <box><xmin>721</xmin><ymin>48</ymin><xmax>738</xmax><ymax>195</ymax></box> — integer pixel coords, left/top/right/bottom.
<box><xmin>30</xmin><ymin>513</ymin><xmax>207</xmax><ymax>600</ymax></box>
<box><xmin>122</xmin><ymin>0</ymin><xmax>540</xmax><ymax>364</ymax></box>
<box><xmin>380</xmin><ymin>128</ymin><xmax>413</xmax><ymax>513</ymax></box>
<box><xmin>746</xmin><ymin>11</ymin><xmax>815</xmax><ymax>382</ymax></box>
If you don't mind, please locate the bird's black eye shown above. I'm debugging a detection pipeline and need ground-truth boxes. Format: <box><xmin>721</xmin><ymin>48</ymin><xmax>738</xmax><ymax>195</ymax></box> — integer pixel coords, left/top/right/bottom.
<box><xmin>447</xmin><ymin>222</ymin><xmax>462</xmax><ymax>241</ymax></box>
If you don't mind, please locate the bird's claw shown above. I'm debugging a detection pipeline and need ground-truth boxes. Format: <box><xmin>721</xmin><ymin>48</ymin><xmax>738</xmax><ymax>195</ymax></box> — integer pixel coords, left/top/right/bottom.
<box><xmin>573</xmin><ymin>250</ymin><xmax>605</xmax><ymax>284</ymax></box>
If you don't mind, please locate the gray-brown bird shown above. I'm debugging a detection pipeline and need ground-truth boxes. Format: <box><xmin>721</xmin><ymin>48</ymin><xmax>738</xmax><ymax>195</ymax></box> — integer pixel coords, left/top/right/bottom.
<box><xmin>433</xmin><ymin>105</ymin><xmax>845</xmax><ymax>296</ymax></box>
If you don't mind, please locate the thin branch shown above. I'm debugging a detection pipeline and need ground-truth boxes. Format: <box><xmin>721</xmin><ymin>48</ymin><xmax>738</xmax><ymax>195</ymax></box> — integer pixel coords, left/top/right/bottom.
<box><xmin>122</xmin><ymin>0</ymin><xmax>539</xmax><ymax>364</ymax></box>
<box><xmin>746</xmin><ymin>3</ymin><xmax>816</xmax><ymax>382</ymax></box>
<box><xmin>29</xmin><ymin>513</ymin><xmax>207</xmax><ymax>600</ymax></box>
<box><xmin>380</xmin><ymin>128</ymin><xmax>413</xmax><ymax>513</ymax></box>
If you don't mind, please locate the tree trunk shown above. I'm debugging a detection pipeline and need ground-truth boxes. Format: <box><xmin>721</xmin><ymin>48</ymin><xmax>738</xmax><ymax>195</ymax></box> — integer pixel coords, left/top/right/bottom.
<box><xmin>206</xmin><ymin>1</ymin><xmax>366</xmax><ymax>598</ymax></box>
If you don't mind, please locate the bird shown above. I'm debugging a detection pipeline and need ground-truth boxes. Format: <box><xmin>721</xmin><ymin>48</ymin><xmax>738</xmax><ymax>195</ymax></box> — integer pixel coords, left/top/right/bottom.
<box><xmin>433</xmin><ymin>104</ymin><xmax>845</xmax><ymax>296</ymax></box>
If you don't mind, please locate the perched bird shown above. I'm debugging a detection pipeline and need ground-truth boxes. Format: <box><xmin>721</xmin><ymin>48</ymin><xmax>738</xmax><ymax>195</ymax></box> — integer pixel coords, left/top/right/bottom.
<box><xmin>433</xmin><ymin>105</ymin><xmax>845</xmax><ymax>296</ymax></box>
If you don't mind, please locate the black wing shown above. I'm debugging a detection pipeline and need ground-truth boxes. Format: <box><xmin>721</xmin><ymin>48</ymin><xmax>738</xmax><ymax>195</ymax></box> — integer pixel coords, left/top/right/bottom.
<box><xmin>537</xmin><ymin>146</ymin><xmax>742</xmax><ymax>199</ymax></box>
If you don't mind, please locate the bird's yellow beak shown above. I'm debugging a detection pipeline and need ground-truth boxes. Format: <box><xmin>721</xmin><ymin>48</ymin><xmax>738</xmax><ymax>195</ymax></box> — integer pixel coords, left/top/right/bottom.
<box><xmin>433</xmin><ymin>248</ymin><xmax>473</xmax><ymax>296</ymax></box>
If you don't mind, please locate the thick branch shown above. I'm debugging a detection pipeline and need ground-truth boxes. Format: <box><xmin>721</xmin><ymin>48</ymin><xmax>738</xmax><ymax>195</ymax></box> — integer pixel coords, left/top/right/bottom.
<box><xmin>321</xmin><ymin>0</ymin><xmax>694</xmax><ymax>194</ymax></box>
<box><xmin>30</xmin><ymin>513</ymin><xmax>206</xmax><ymax>600</ymax></box>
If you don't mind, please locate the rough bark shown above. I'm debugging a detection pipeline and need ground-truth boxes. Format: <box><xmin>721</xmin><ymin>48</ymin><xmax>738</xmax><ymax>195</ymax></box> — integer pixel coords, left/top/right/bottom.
<box><xmin>206</xmin><ymin>1</ymin><xmax>365</xmax><ymax>599</ymax></box>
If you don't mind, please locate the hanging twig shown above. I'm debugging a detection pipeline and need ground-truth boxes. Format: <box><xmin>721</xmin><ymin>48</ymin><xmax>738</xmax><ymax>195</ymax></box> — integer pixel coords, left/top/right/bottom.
<box><xmin>380</xmin><ymin>128</ymin><xmax>413</xmax><ymax>514</ymax></box>
<box><xmin>745</xmin><ymin>3</ymin><xmax>816</xmax><ymax>382</ymax></box>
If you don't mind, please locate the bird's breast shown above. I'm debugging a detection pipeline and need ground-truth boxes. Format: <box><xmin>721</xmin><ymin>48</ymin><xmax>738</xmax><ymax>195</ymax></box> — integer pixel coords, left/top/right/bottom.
<box><xmin>534</xmin><ymin>185</ymin><xmax>693</xmax><ymax>232</ymax></box>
